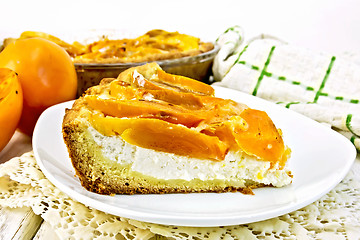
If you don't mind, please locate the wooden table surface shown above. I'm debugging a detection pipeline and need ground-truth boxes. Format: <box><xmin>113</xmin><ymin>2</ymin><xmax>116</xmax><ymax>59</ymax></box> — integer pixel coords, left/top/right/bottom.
<box><xmin>0</xmin><ymin>131</ymin><xmax>60</xmax><ymax>239</ymax></box>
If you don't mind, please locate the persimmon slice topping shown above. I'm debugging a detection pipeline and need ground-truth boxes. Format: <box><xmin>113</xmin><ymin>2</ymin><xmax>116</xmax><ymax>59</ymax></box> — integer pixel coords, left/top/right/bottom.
<box><xmin>236</xmin><ymin>109</ymin><xmax>286</xmax><ymax>166</ymax></box>
<box><xmin>85</xmin><ymin>95</ymin><xmax>204</xmax><ymax>128</ymax></box>
<box><xmin>90</xmin><ymin>115</ymin><xmax>228</xmax><ymax>161</ymax></box>
<box><xmin>156</xmin><ymin>68</ymin><xmax>214</xmax><ymax>96</ymax></box>
<box><xmin>110</xmin><ymin>80</ymin><xmax>204</xmax><ymax>110</ymax></box>
<box><xmin>88</xmin><ymin>63</ymin><xmax>288</xmax><ymax>164</ymax></box>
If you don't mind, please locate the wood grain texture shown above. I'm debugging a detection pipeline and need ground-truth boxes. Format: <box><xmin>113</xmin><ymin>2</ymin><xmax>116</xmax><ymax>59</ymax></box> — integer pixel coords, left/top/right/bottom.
<box><xmin>33</xmin><ymin>221</ymin><xmax>59</xmax><ymax>240</ymax></box>
<box><xmin>0</xmin><ymin>206</ymin><xmax>42</xmax><ymax>239</ymax></box>
<box><xmin>0</xmin><ymin>131</ymin><xmax>32</xmax><ymax>164</ymax></box>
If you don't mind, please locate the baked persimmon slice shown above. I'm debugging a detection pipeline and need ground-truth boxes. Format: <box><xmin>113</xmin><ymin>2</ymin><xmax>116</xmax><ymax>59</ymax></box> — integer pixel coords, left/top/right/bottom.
<box><xmin>109</xmin><ymin>81</ymin><xmax>142</xmax><ymax>100</ymax></box>
<box><xmin>110</xmin><ymin>80</ymin><xmax>204</xmax><ymax>110</ymax></box>
<box><xmin>131</xmin><ymin>70</ymin><xmax>164</xmax><ymax>90</ymax></box>
<box><xmin>115</xmin><ymin>62</ymin><xmax>214</xmax><ymax>96</ymax></box>
<box><xmin>235</xmin><ymin>108</ymin><xmax>286</xmax><ymax>166</ymax></box>
<box><xmin>90</xmin><ymin>115</ymin><xmax>228</xmax><ymax>161</ymax></box>
<box><xmin>85</xmin><ymin>95</ymin><xmax>204</xmax><ymax>128</ymax></box>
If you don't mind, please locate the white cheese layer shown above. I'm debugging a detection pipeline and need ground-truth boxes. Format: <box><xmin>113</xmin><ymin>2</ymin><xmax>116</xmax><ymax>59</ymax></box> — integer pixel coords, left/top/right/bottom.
<box><xmin>89</xmin><ymin>126</ymin><xmax>292</xmax><ymax>187</ymax></box>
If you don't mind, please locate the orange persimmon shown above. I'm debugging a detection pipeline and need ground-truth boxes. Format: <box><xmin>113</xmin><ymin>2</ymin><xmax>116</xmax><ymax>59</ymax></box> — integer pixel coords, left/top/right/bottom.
<box><xmin>0</xmin><ymin>68</ymin><xmax>23</xmax><ymax>151</ymax></box>
<box><xmin>0</xmin><ymin>38</ymin><xmax>77</xmax><ymax>136</ymax></box>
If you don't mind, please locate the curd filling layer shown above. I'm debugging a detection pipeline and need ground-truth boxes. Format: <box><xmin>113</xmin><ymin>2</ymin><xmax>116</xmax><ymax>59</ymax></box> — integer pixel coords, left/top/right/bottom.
<box><xmin>89</xmin><ymin>126</ymin><xmax>292</xmax><ymax>187</ymax></box>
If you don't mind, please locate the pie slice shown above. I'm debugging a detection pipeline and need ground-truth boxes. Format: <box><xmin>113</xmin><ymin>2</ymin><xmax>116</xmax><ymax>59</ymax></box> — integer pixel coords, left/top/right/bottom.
<box><xmin>62</xmin><ymin>62</ymin><xmax>292</xmax><ymax>195</ymax></box>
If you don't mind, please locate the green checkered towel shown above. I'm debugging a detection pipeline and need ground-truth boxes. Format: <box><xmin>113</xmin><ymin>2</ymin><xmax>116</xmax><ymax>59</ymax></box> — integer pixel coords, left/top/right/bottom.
<box><xmin>213</xmin><ymin>26</ymin><xmax>360</xmax><ymax>151</ymax></box>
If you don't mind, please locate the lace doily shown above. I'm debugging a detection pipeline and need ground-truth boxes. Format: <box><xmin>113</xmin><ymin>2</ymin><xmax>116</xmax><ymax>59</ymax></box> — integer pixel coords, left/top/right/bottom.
<box><xmin>0</xmin><ymin>151</ymin><xmax>359</xmax><ymax>239</ymax></box>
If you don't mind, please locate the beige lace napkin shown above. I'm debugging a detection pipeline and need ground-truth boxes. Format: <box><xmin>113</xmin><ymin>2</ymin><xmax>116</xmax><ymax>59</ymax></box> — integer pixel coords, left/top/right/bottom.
<box><xmin>213</xmin><ymin>26</ymin><xmax>360</xmax><ymax>151</ymax></box>
<box><xmin>0</xmin><ymin>151</ymin><xmax>359</xmax><ymax>239</ymax></box>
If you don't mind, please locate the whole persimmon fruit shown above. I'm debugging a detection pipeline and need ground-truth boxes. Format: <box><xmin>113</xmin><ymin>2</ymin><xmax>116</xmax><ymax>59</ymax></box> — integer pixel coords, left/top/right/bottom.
<box><xmin>0</xmin><ymin>38</ymin><xmax>77</xmax><ymax>135</ymax></box>
<box><xmin>0</xmin><ymin>68</ymin><xmax>23</xmax><ymax>151</ymax></box>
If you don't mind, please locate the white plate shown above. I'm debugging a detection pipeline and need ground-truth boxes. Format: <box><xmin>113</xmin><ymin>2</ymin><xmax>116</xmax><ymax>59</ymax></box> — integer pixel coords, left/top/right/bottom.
<box><xmin>32</xmin><ymin>86</ymin><xmax>356</xmax><ymax>227</ymax></box>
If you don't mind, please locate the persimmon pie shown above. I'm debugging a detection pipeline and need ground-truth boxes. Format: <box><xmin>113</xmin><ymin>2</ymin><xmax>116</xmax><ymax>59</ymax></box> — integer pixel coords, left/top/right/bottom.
<box><xmin>62</xmin><ymin>63</ymin><xmax>292</xmax><ymax>195</ymax></box>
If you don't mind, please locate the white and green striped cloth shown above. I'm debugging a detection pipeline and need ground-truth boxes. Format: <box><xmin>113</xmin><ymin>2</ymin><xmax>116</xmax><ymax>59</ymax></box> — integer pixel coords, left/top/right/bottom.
<box><xmin>213</xmin><ymin>26</ymin><xmax>360</xmax><ymax>151</ymax></box>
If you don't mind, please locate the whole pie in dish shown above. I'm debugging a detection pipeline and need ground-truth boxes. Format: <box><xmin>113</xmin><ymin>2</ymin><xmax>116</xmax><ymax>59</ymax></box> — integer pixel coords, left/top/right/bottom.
<box><xmin>3</xmin><ymin>30</ymin><xmax>215</xmax><ymax>64</ymax></box>
<box><xmin>62</xmin><ymin>62</ymin><xmax>292</xmax><ymax>195</ymax></box>
<box><xmin>73</xmin><ymin>29</ymin><xmax>215</xmax><ymax>64</ymax></box>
